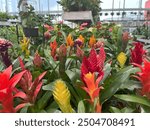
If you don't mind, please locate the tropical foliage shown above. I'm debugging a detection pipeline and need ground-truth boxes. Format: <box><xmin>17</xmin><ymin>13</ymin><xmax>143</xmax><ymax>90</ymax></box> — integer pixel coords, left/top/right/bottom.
<box><xmin>0</xmin><ymin>18</ymin><xmax>150</xmax><ymax>113</ymax></box>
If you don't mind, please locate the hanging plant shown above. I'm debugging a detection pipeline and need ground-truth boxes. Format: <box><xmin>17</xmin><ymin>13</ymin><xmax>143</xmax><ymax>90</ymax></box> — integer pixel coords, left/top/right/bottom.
<box><xmin>140</xmin><ymin>12</ymin><xmax>143</xmax><ymax>15</ymax></box>
<box><xmin>111</xmin><ymin>12</ymin><xmax>114</xmax><ymax>16</ymax></box>
<box><xmin>100</xmin><ymin>13</ymin><xmax>103</xmax><ymax>16</ymax></box>
<box><xmin>116</xmin><ymin>12</ymin><xmax>120</xmax><ymax>16</ymax></box>
<box><xmin>130</xmin><ymin>12</ymin><xmax>133</xmax><ymax>14</ymax></box>
<box><xmin>122</xmin><ymin>12</ymin><xmax>126</xmax><ymax>16</ymax></box>
<box><xmin>105</xmin><ymin>13</ymin><xmax>108</xmax><ymax>16</ymax></box>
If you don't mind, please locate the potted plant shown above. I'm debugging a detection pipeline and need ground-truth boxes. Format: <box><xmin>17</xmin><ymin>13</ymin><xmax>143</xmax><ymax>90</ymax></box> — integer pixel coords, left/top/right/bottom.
<box><xmin>0</xmin><ymin>12</ymin><xmax>9</xmax><ymax>21</ymax></box>
<box><xmin>116</xmin><ymin>12</ymin><xmax>120</xmax><ymax>16</ymax></box>
<box><xmin>105</xmin><ymin>13</ymin><xmax>108</xmax><ymax>16</ymax></box>
<box><xmin>111</xmin><ymin>12</ymin><xmax>114</xmax><ymax>16</ymax></box>
<box><xmin>19</xmin><ymin>4</ymin><xmax>39</xmax><ymax>37</ymax></box>
<box><xmin>122</xmin><ymin>12</ymin><xmax>126</xmax><ymax>16</ymax></box>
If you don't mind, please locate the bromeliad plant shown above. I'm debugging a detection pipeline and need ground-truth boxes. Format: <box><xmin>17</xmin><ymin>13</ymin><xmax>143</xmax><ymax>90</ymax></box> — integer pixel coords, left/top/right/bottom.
<box><xmin>0</xmin><ymin>66</ymin><xmax>26</xmax><ymax>112</ymax></box>
<box><xmin>1</xmin><ymin>19</ymin><xmax>150</xmax><ymax>113</ymax></box>
<box><xmin>13</xmin><ymin>57</ymin><xmax>47</xmax><ymax>112</ymax></box>
<box><xmin>0</xmin><ymin>38</ymin><xmax>12</xmax><ymax>67</ymax></box>
<box><xmin>80</xmin><ymin>47</ymin><xmax>106</xmax><ymax>112</ymax></box>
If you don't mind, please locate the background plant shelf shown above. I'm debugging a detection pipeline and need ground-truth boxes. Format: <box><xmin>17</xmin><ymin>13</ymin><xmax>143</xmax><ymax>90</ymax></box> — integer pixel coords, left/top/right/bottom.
<box><xmin>62</xmin><ymin>11</ymin><xmax>94</xmax><ymax>24</ymax></box>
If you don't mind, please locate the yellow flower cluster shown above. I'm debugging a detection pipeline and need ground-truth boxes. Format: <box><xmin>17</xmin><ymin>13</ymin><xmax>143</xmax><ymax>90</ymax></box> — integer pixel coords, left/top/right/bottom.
<box><xmin>53</xmin><ymin>80</ymin><xmax>74</xmax><ymax>113</ymax></box>
<box><xmin>117</xmin><ymin>52</ymin><xmax>127</xmax><ymax>68</ymax></box>
<box><xmin>20</xmin><ymin>36</ymin><xmax>30</xmax><ymax>57</ymax></box>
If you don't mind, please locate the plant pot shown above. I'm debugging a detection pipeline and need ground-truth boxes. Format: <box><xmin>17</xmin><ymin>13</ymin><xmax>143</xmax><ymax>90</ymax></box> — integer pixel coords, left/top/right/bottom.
<box><xmin>23</xmin><ymin>27</ymin><xmax>39</xmax><ymax>37</ymax></box>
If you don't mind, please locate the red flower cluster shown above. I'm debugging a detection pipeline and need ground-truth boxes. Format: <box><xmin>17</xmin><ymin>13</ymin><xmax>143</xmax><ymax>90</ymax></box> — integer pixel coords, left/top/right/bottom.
<box><xmin>15</xmin><ymin>58</ymin><xmax>47</xmax><ymax>104</ymax></box>
<box><xmin>80</xmin><ymin>22</ymin><xmax>88</xmax><ymax>30</ymax></box>
<box><xmin>33</xmin><ymin>51</ymin><xmax>43</xmax><ymax>68</ymax></box>
<box><xmin>130</xmin><ymin>42</ymin><xmax>146</xmax><ymax>65</ymax></box>
<box><xmin>0</xmin><ymin>66</ymin><xmax>25</xmax><ymax>112</ymax></box>
<box><xmin>134</xmin><ymin>59</ymin><xmax>150</xmax><ymax>99</ymax></box>
<box><xmin>81</xmin><ymin>47</ymin><xmax>106</xmax><ymax>80</ymax></box>
<box><xmin>0</xmin><ymin>38</ymin><xmax>12</xmax><ymax>67</ymax></box>
<box><xmin>44</xmin><ymin>24</ymin><xmax>54</xmax><ymax>40</ymax></box>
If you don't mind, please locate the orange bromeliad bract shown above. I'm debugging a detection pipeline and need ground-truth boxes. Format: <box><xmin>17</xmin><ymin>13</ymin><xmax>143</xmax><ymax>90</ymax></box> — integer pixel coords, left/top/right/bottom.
<box><xmin>83</xmin><ymin>72</ymin><xmax>102</xmax><ymax>102</ymax></box>
<box><xmin>82</xmin><ymin>72</ymin><xmax>102</xmax><ymax>112</ymax></box>
<box><xmin>78</xmin><ymin>35</ymin><xmax>85</xmax><ymax>44</ymax></box>
<box><xmin>89</xmin><ymin>35</ymin><xmax>96</xmax><ymax>47</ymax></box>
<box><xmin>50</xmin><ymin>40</ymin><xmax>58</xmax><ymax>60</ymax></box>
<box><xmin>66</xmin><ymin>34</ymin><xmax>74</xmax><ymax>47</ymax></box>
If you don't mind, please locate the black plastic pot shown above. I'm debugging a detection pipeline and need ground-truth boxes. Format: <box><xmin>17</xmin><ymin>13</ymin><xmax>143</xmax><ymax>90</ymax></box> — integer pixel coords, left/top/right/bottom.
<box><xmin>23</xmin><ymin>27</ymin><xmax>39</xmax><ymax>37</ymax></box>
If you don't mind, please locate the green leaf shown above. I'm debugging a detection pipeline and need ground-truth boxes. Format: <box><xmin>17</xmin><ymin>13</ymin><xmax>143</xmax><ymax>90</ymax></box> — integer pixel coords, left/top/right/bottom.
<box><xmin>49</xmin><ymin>36</ymin><xmax>57</xmax><ymax>43</ymax></box>
<box><xmin>65</xmin><ymin>69</ymin><xmax>80</xmax><ymax>84</ymax></box>
<box><xmin>46</xmin><ymin>101</ymin><xmax>59</xmax><ymax>110</ymax></box>
<box><xmin>20</xmin><ymin>103</ymin><xmax>32</xmax><ymax>113</ymax></box>
<box><xmin>0</xmin><ymin>64</ymin><xmax>4</xmax><ymax>71</ymax></box>
<box><xmin>102</xmin><ymin>63</ymin><xmax>112</xmax><ymax>82</ymax></box>
<box><xmin>42</xmin><ymin>82</ymin><xmax>55</xmax><ymax>91</ymax></box>
<box><xmin>115</xmin><ymin>94</ymin><xmax>150</xmax><ymax>107</ymax></box>
<box><xmin>101</xmin><ymin>66</ymin><xmax>139</xmax><ymax>103</ymax></box>
<box><xmin>121</xmin><ymin>80</ymin><xmax>142</xmax><ymax>90</ymax></box>
<box><xmin>37</xmin><ymin>91</ymin><xmax>53</xmax><ymax>110</ymax></box>
<box><xmin>121</xmin><ymin>107</ymin><xmax>135</xmax><ymax>113</ymax></box>
<box><xmin>140</xmin><ymin>105</ymin><xmax>150</xmax><ymax>113</ymax></box>
<box><xmin>78</xmin><ymin>100</ymin><xmax>85</xmax><ymax>113</ymax></box>
<box><xmin>109</xmin><ymin>107</ymin><xmax>121</xmax><ymax>113</ymax></box>
<box><xmin>46</xmin><ymin>108</ymin><xmax>61</xmax><ymax>113</ymax></box>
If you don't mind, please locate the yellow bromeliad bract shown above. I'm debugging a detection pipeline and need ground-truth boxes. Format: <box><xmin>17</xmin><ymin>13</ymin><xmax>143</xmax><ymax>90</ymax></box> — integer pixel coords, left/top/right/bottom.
<box><xmin>20</xmin><ymin>36</ymin><xmax>30</xmax><ymax>56</ymax></box>
<box><xmin>117</xmin><ymin>52</ymin><xmax>127</xmax><ymax>68</ymax></box>
<box><xmin>53</xmin><ymin>80</ymin><xmax>74</xmax><ymax>113</ymax></box>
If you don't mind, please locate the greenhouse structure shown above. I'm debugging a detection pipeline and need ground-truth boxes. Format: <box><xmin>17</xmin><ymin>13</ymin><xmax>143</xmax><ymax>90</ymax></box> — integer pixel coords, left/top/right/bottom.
<box><xmin>0</xmin><ymin>0</ymin><xmax>150</xmax><ymax>115</ymax></box>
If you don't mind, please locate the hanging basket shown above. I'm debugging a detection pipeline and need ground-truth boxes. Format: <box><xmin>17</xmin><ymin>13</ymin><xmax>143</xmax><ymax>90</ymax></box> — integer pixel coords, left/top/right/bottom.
<box><xmin>116</xmin><ymin>12</ymin><xmax>120</xmax><ymax>16</ymax></box>
<box><xmin>111</xmin><ymin>12</ymin><xmax>114</xmax><ymax>16</ymax></box>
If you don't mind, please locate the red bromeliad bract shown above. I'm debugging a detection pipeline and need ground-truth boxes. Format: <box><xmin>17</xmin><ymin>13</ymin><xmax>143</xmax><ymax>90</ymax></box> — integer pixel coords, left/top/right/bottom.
<box><xmin>0</xmin><ymin>66</ymin><xmax>25</xmax><ymax>112</ymax></box>
<box><xmin>130</xmin><ymin>42</ymin><xmax>146</xmax><ymax>65</ymax></box>
<box><xmin>134</xmin><ymin>59</ymin><xmax>150</xmax><ymax>98</ymax></box>
<box><xmin>81</xmin><ymin>47</ymin><xmax>106</xmax><ymax>81</ymax></box>
<box><xmin>15</xmin><ymin>57</ymin><xmax>47</xmax><ymax>104</ymax></box>
<box><xmin>33</xmin><ymin>51</ymin><xmax>43</xmax><ymax>68</ymax></box>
